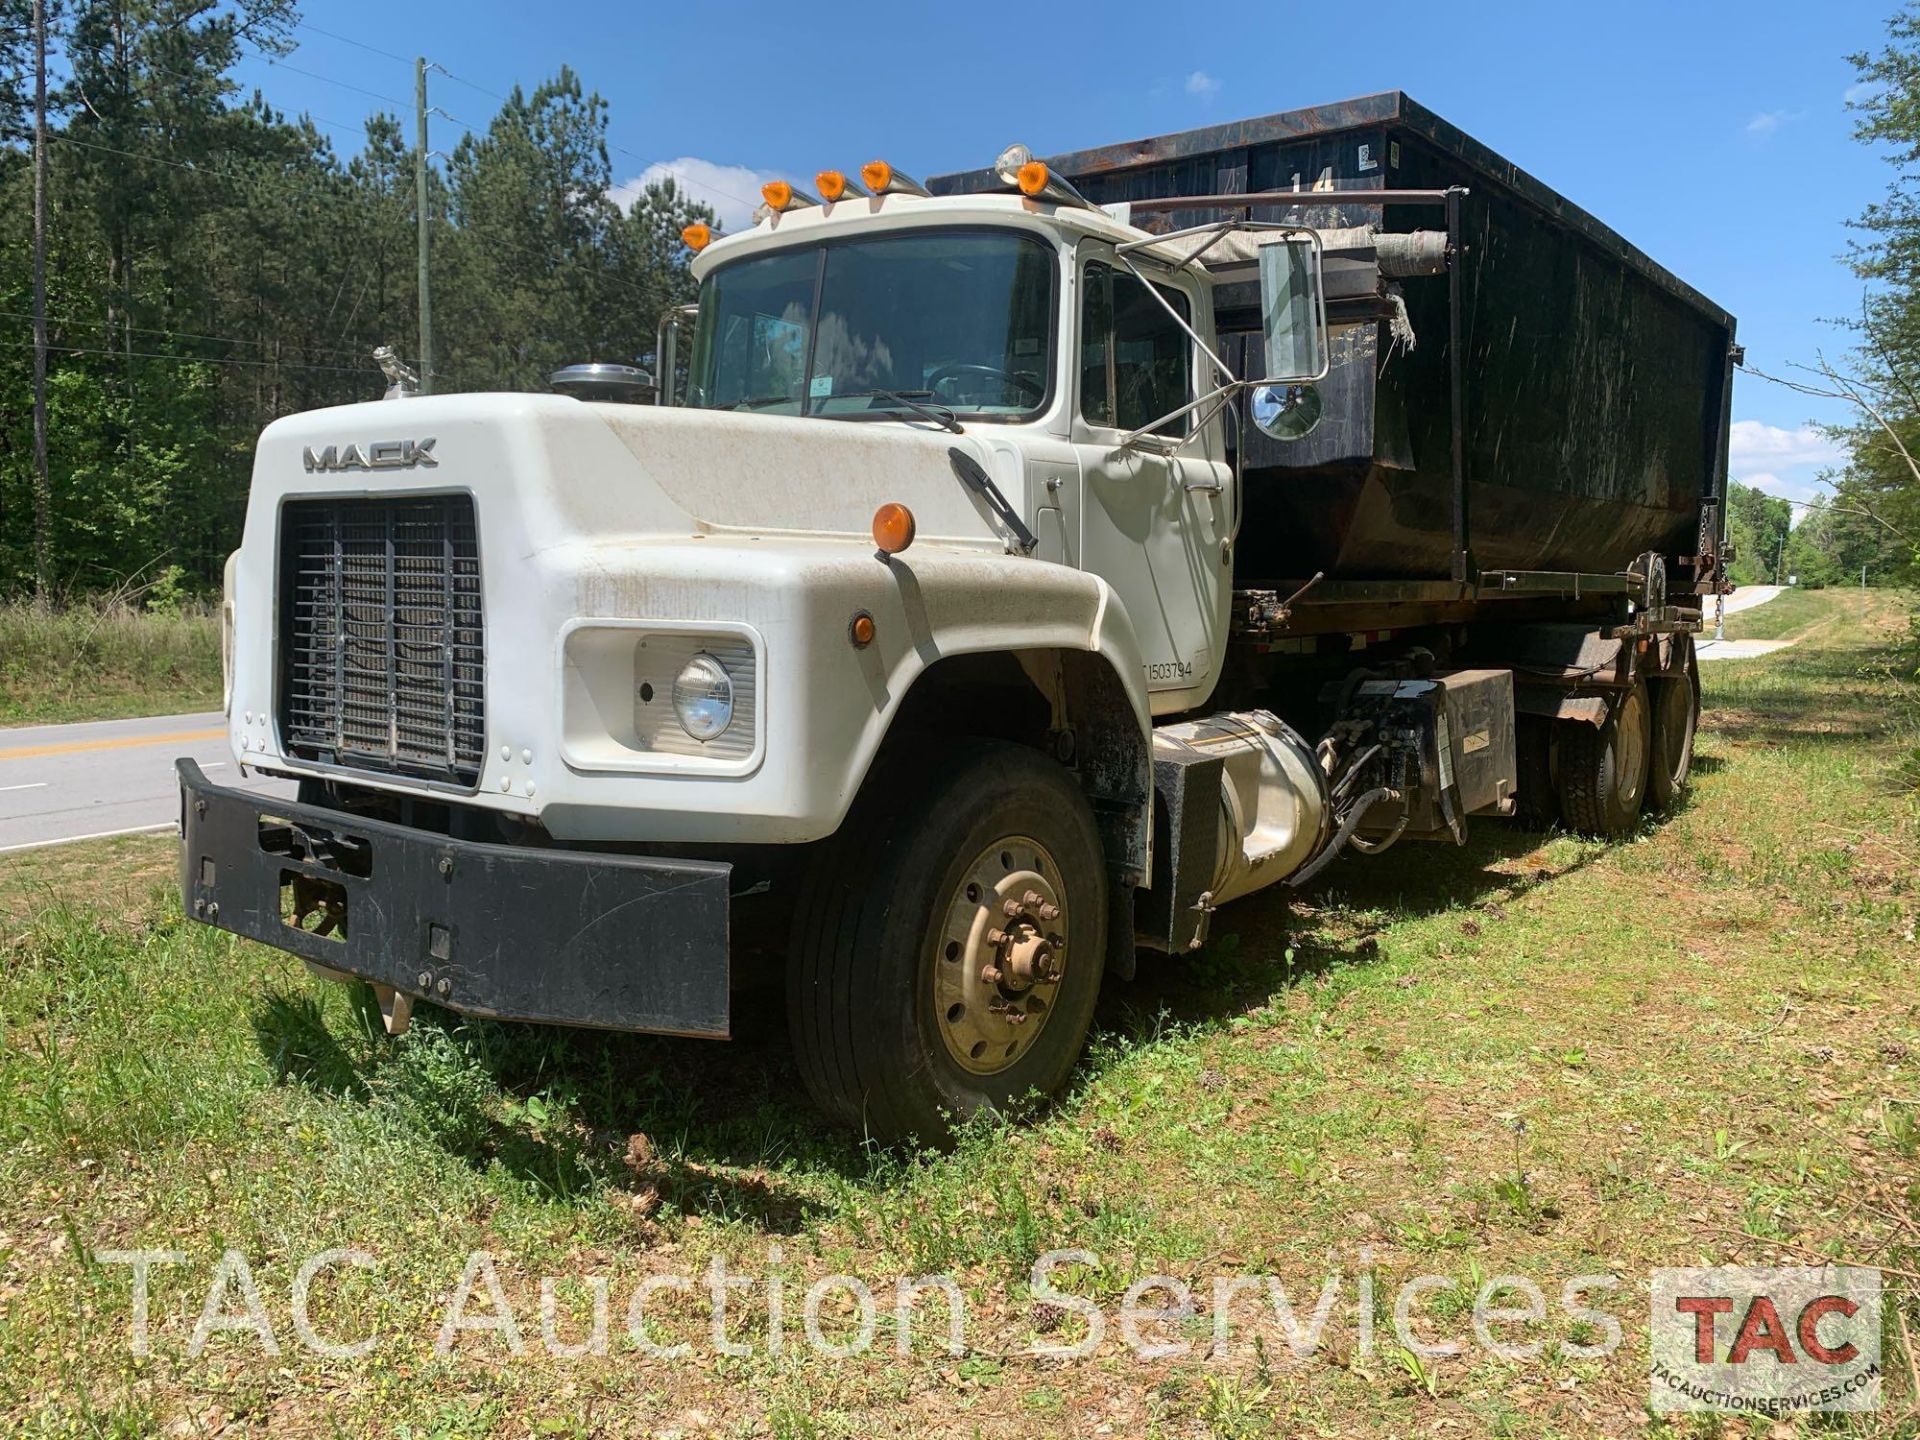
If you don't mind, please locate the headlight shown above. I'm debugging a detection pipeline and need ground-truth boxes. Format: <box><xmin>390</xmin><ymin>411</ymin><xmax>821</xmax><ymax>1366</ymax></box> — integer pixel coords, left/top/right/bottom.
<box><xmin>673</xmin><ymin>653</ymin><xmax>734</xmax><ymax>741</ymax></box>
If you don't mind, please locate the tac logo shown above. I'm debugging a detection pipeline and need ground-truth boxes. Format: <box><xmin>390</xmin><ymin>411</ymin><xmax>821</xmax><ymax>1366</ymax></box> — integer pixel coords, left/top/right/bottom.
<box><xmin>1650</xmin><ymin>1266</ymin><xmax>1882</xmax><ymax>1414</ymax></box>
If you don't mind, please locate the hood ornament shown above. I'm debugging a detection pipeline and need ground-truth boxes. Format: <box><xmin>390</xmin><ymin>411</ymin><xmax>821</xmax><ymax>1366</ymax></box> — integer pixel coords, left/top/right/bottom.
<box><xmin>373</xmin><ymin>345</ymin><xmax>419</xmax><ymax>400</ymax></box>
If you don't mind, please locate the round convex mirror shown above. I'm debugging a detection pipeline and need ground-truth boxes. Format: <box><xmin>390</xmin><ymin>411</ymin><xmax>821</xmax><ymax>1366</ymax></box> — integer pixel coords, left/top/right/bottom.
<box><xmin>1249</xmin><ymin>382</ymin><xmax>1323</xmax><ymax>441</ymax></box>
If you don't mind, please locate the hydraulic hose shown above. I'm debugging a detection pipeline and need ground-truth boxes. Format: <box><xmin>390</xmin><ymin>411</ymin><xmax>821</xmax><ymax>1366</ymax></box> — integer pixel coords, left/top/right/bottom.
<box><xmin>1288</xmin><ymin>786</ymin><xmax>1400</xmax><ymax>889</ymax></box>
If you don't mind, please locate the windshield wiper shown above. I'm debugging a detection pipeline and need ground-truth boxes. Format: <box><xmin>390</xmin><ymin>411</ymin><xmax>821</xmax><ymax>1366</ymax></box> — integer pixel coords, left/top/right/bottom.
<box><xmin>948</xmin><ymin>446</ymin><xmax>1037</xmax><ymax>554</ymax></box>
<box><xmin>827</xmin><ymin>388</ymin><xmax>964</xmax><ymax>434</ymax></box>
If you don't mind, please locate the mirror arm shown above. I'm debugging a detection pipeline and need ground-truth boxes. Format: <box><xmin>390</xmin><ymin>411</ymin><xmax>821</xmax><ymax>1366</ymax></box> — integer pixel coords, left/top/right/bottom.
<box><xmin>1119</xmin><ymin>378</ymin><xmax>1248</xmax><ymax>450</ymax></box>
<box><xmin>1115</xmin><ymin>218</ymin><xmax>1323</xmax><ymax>269</ymax></box>
<box><xmin>1115</xmin><ymin>251</ymin><xmax>1238</xmax><ymax>385</ymax></box>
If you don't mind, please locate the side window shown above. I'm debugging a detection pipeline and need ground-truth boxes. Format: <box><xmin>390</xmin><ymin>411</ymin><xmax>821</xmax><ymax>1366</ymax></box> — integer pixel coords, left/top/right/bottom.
<box><xmin>1078</xmin><ymin>261</ymin><xmax>1191</xmax><ymax>434</ymax></box>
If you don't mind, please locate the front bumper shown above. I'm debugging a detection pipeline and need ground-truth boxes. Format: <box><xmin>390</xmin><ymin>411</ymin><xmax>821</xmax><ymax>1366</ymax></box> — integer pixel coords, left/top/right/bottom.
<box><xmin>176</xmin><ymin>759</ymin><xmax>732</xmax><ymax>1037</ymax></box>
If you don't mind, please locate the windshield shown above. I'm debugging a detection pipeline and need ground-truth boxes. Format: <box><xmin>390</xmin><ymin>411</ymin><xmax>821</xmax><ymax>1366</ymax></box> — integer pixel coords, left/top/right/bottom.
<box><xmin>686</xmin><ymin>230</ymin><xmax>1055</xmax><ymax>421</ymax></box>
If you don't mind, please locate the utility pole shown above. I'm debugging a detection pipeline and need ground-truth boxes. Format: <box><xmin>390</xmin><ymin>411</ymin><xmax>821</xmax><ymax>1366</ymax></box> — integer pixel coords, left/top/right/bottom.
<box><xmin>415</xmin><ymin>56</ymin><xmax>434</xmax><ymax>395</ymax></box>
<box><xmin>30</xmin><ymin>0</ymin><xmax>52</xmax><ymax>609</ymax></box>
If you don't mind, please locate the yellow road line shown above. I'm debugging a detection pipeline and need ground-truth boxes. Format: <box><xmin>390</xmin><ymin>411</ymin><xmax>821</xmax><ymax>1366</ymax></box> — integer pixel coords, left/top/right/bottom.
<box><xmin>0</xmin><ymin>726</ymin><xmax>224</xmax><ymax>762</ymax></box>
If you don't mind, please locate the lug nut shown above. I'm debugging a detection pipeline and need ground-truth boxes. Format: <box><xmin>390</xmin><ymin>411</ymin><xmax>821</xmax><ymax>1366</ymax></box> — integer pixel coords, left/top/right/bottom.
<box><xmin>417</xmin><ymin>971</ymin><xmax>433</xmax><ymax>989</ymax></box>
<box><xmin>979</xmin><ymin>965</ymin><xmax>1003</xmax><ymax>985</ymax></box>
<box><xmin>1002</xmin><ymin>898</ymin><xmax>1024</xmax><ymax>918</ymax></box>
<box><xmin>987</xmin><ymin>928</ymin><xmax>1009</xmax><ymax>946</ymax></box>
<box><xmin>1022</xmin><ymin>890</ymin><xmax>1044</xmax><ymax>908</ymax></box>
<box><xmin>435</xmin><ymin>978</ymin><xmax>452</xmax><ymax>997</ymax></box>
<box><xmin>1036</xmin><ymin>902</ymin><xmax>1060</xmax><ymax>921</ymax></box>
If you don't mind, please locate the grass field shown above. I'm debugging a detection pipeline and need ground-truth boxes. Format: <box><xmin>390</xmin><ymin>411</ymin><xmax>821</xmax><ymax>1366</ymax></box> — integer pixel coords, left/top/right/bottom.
<box><xmin>1721</xmin><ymin>586</ymin><xmax>1848</xmax><ymax>643</ymax></box>
<box><xmin>0</xmin><ymin>591</ymin><xmax>1915</xmax><ymax>1438</ymax></box>
<box><xmin>0</xmin><ymin>600</ymin><xmax>223</xmax><ymax>727</ymax></box>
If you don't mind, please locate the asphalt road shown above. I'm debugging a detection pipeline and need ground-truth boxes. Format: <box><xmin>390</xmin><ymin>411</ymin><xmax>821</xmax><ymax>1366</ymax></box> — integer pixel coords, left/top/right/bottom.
<box><xmin>1697</xmin><ymin>584</ymin><xmax>1790</xmax><ymax>662</ymax></box>
<box><xmin>0</xmin><ymin>712</ymin><xmax>292</xmax><ymax>856</ymax></box>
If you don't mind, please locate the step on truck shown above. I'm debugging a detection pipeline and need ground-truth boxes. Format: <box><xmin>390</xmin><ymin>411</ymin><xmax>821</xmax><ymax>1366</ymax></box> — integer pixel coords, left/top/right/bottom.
<box><xmin>180</xmin><ymin>92</ymin><xmax>1735</xmax><ymax>1142</ymax></box>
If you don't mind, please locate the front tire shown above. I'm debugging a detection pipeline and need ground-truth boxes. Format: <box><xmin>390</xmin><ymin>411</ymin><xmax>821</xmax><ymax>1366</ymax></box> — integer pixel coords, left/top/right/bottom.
<box><xmin>787</xmin><ymin>741</ymin><xmax>1108</xmax><ymax>1144</ymax></box>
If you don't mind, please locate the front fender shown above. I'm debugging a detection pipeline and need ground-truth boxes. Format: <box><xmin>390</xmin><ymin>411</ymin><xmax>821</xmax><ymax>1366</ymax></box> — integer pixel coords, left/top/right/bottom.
<box><xmin>543</xmin><ymin>542</ymin><xmax>1155</xmax><ymax>851</ymax></box>
<box><xmin>833</xmin><ymin>547</ymin><xmax>1156</xmax><ymax>849</ymax></box>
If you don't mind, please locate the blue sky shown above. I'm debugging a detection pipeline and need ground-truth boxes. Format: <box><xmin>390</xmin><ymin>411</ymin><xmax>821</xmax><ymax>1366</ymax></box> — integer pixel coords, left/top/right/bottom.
<box><xmin>243</xmin><ymin>0</ymin><xmax>1902</xmax><ymax>505</ymax></box>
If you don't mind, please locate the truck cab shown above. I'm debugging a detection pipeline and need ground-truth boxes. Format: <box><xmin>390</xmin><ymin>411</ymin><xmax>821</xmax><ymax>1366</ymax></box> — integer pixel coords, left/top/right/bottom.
<box><xmin>181</xmin><ymin>124</ymin><xmax>1716</xmax><ymax>1143</ymax></box>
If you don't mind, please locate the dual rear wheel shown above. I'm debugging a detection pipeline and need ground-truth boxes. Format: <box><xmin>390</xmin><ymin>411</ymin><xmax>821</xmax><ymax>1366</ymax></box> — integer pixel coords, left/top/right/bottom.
<box><xmin>1552</xmin><ymin>637</ymin><xmax>1699</xmax><ymax>838</ymax></box>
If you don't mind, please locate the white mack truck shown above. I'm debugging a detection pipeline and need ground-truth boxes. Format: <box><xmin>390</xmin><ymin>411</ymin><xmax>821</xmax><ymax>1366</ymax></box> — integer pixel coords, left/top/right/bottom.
<box><xmin>180</xmin><ymin>94</ymin><xmax>1733</xmax><ymax>1141</ymax></box>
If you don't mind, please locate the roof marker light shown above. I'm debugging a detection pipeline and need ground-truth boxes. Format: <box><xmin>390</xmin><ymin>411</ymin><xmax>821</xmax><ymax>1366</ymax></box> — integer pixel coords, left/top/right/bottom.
<box><xmin>680</xmin><ymin>223</ymin><xmax>713</xmax><ymax>251</ymax></box>
<box><xmin>815</xmin><ymin>169</ymin><xmax>869</xmax><ymax>203</ymax></box>
<box><xmin>761</xmin><ymin>179</ymin><xmax>819</xmax><ymax>212</ymax></box>
<box><xmin>860</xmin><ymin>159</ymin><xmax>931</xmax><ymax>197</ymax></box>
<box><xmin>993</xmin><ymin>143</ymin><xmax>1093</xmax><ymax>209</ymax></box>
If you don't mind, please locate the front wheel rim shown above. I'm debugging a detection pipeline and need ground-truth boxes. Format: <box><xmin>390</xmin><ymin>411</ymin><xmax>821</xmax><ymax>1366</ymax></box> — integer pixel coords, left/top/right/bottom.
<box><xmin>933</xmin><ymin>835</ymin><xmax>1069</xmax><ymax>1076</ymax></box>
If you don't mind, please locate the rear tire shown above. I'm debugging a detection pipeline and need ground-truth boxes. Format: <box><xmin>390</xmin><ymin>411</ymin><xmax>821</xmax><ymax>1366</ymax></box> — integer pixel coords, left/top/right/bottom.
<box><xmin>1557</xmin><ymin>681</ymin><xmax>1652</xmax><ymax>838</ymax></box>
<box><xmin>1647</xmin><ymin>639</ymin><xmax>1700</xmax><ymax>814</ymax></box>
<box><xmin>787</xmin><ymin>740</ymin><xmax>1108</xmax><ymax>1144</ymax></box>
<box><xmin>1511</xmin><ymin>713</ymin><xmax>1558</xmax><ymax>830</ymax></box>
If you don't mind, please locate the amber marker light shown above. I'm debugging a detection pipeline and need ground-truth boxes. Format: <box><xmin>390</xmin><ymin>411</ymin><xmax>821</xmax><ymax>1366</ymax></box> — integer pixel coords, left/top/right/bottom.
<box><xmin>860</xmin><ymin>159</ymin><xmax>931</xmax><ymax>197</ymax></box>
<box><xmin>872</xmin><ymin>502</ymin><xmax>916</xmax><ymax>557</ymax></box>
<box><xmin>816</xmin><ymin>169</ymin><xmax>866</xmax><ymax>202</ymax></box>
<box><xmin>848</xmin><ymin>611</ymin><xmax>877</xmax><ymax>648</ymax></box>
<box><xmin>760</xmin><ymin>179</ymin><xmax>819</xmax><ymax>211</ymax></box>
<box><xmin>1016</xmin><ymin>159</ymin><xmax>1050</xmax><ymax>196</ymax></box>
<box><xmin>680</xmin><ymin>223</ymin><xmax>712</xmax><ymax>251</ymax></box>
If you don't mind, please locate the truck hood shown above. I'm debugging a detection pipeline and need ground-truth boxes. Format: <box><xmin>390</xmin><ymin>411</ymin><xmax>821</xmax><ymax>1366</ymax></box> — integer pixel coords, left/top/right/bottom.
<box><xmin>253</xmin><ymin>392</ymin><xmax>1038</xmax><ymax>550</ymax></box>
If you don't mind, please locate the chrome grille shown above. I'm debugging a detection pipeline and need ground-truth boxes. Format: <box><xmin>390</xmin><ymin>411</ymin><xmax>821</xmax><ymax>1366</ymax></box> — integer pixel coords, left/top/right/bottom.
<box><xmin>279</xmin><ymin>496</ymin><xmax>485</xmax><ymax>786</ymax></box>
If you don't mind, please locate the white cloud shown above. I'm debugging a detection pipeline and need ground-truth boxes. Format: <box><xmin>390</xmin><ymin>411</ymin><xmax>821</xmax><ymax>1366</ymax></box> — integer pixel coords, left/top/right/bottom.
<box><xmin>611</xmin><ymin>156</ymin><xmax>784</xmax><ymax>235</ymax></box>
<box><xmin>1185</xmin><ymin>70</ymin><xmax>1220</xmax><ymax>100</ymax></box>
<box><xmin>1729</xmin><ymin>421</ymin><xmax>1849</xmax><ymax>513</ymax></box>
<box><xmin>1728</xmin><ymin>420</ymin><xmax>1846</xmax><ymax>470</ymax></box>
<box><xmin>1744</xmin><ymin>109</ymin><xmax>1800</xmax><ymax>140</ymax></box>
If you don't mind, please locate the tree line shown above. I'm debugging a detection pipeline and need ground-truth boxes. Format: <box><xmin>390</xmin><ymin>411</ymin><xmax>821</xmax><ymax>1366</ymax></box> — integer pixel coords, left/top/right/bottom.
<box><xmin>1772</xmin><ymin>4</ymin><xmax>1920</xmax><ymax>592</ymax></box>
<box><xmin>5</xmin><ymin>5</ymin><xmax>1919</xmax><ymax>609</ymax></box>
<box><xmin>0</xmin><ymin>0</ymin><xmax>707</xmax><ymax>603</ymax></box>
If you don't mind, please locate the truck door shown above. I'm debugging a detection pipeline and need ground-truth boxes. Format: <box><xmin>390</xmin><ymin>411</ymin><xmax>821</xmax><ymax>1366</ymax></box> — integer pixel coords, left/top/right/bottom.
<box><xmin>1071</xmin><ymin>247</ymin><xmax>1234</xmax><ymax>714</ymax></box>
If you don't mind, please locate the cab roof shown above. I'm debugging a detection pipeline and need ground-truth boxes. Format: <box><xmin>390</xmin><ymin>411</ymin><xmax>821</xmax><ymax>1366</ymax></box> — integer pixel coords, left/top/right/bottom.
<box><xmin>686</xmin><ymin>192</ymin><xmax>1183</xmax><ymax>278</ymax></box>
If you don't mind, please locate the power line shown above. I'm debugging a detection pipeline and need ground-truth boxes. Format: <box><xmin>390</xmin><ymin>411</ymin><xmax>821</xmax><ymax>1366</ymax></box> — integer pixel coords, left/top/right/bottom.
<box><xmin>54</xmin><ymin>24</ymin><xmax>763</xmax><ymax>217</ymax></box>
<box><xmin>258</xmin><ymin>54</ymin><xmax>406</xmax><ymax>110</ymax></box>
<box><xmin>0</xmin><ymin>338</ymin><xmax>375</xmax><ymax>375</ymax></box>
<box><xmin>354</xmin><ymin>47</ymin><xmax>763</xmax><ymax>214</ymax></box>
<box><xmin>293</xmin><ymin>21</ymin><xmax>413</xmax><ymax>68</ymax></box>
<box><xmin>0</xmin><ymin>308</ymin><xmax>379</xmax><ymax>362</ymax></box>
<box><xmin>430</xmin><ymin>65</ymin><xmax>508</xmax><ymax>105</ymax></box>
<box><xmin>9</xmin><ymin>127</ymin><xmax>362</xmax><ymax>202</ymax></box>
<box><xmin>5</xmin><ymin>128</ymin><xmax>678</xmax><ymax>306</ymax></box>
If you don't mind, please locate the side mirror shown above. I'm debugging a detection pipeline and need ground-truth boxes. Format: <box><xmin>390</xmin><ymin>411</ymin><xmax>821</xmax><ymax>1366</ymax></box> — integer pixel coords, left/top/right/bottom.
<box><xmin>1256</xmin><ymin>237</ymin><xmax>1329</xmax><ymax>385</ymax></box>
<box><xmin>1249</xmin><ymin>382</ymin><xmax>1323</xmax><ymax>441</ymax></box>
